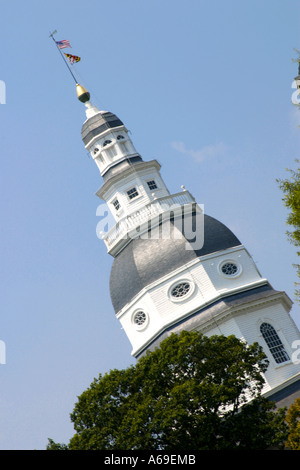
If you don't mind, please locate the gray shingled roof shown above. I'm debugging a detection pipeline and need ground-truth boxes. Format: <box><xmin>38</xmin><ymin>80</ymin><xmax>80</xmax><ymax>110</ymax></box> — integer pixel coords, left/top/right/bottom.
<box><xmin>109</xmin><ymin>213</ymin><xmax>241</xmax><ymax>313</ymax></box>
<box><xmin>81</xmin><ymin>111</ymin><xmax>124</xmax><ymax>146</ymax></box>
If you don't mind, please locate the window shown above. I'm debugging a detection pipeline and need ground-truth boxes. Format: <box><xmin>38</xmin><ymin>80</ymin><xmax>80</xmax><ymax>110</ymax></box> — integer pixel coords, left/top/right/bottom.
<box><xmin>171</xmin><ymin>282</ymin><xmax>191</xmax><ymax>298</ymax></box>
<box><xmin>260</xmin><ymin>323</ymin><xmax>290</xmax><ymax>364</ymax></box>
<box><xmin>132</xmin><ymin>310</ymin><xmax>149</xmax><ymax>330</ymax></box>
<box><xmin>133</xmin><ymin>311</ymin><xmax>147</xmax><ymax>326</ymax></box>
<box><xmin>147</xmin><ymin>180</ymin><xmax>158</xmax><ymax>191</ymax></box>
<box><xmin>221</xmin><ymin>262</ymin><xmax>238</xmax><ymax>276</ymax></box>
<box><xmin>117</xmin><ymin>135</ymin><xmax>125</xmax><ymax>140</ymax></box>
<box><xmin>93</xmin><ymin>147</ymin><xmax>99</xmax><ymax>155</ymax></box>
<box><xmin>103</xmin><ymin>139</ymin><xmax>112</xmax><ymax>147</ymax></box>
<box><xmin>169</xmin><ymin>280</ymin><xmax>195</xmax><ymax>302</ymax></box>
<box><xmin>219</xmin><ymin>260</ymin><xmax>241</xmax><ymax>278</ymax></box>
<box><xmin>112</xmin><ymin>199</ymin><xmax>120</xmax><ymax>211</ymax></box>
<box><xmin>127</xmin><ymin>187</ymin><xmax>139</xmax><ymax>200</ymax></box>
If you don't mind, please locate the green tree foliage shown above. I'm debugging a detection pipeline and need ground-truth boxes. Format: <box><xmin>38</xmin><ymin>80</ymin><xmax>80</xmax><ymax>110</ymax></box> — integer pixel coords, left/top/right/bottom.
<box><xmin>285</xmin><ymin>397</ymin><xmax>300</xmax><ymax>450</ymax></box>
<box><xmin>46</xmin><ymin>439</ymin><xmax>68</xmax><ymax>450</ymax></box>
<box><xmin>48</xmin><ymin>331</ymin><xmax>288</xmax><ymax>450</ymax></box>
<box><xmin>277</xmin><ymin>162</ymin><xmax>300</xmax><ymax>299</ymax></box>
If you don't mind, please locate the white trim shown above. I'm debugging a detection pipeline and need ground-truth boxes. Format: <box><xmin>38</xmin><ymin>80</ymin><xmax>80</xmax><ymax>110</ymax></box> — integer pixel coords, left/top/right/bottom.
<box><xmin>262</xmin><ymin>371</ymin><xmax>300</xmax><ymax>398</ymax></box>
<box><xmin>130</xmin><ymin>286</ymin><xmax>291</xmax><ymax>357</ymax></box>
<box><xmin>117</xmin><ymin>277</ymin><xmax>270</xmax><ymax>321</ymax></box>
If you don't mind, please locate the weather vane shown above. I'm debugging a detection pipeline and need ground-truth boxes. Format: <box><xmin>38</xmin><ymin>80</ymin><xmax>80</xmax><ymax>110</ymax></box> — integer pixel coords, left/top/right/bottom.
<box><xmin>49</xmin><ymin>29</ymin><xmax>90</xmax><ymax>103</ymax></box>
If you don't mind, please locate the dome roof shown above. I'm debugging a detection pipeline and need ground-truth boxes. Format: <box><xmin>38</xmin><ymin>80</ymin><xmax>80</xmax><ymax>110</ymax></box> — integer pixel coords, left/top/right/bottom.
<box><xmin>81</xmin><ymin>111</ymin><xmax>124</xmax><ymax>146</ymax></box>
<box><xmin>109</xmin><ymin>214</ymin><xmax>241</xmax><ymax>313</ymax></box>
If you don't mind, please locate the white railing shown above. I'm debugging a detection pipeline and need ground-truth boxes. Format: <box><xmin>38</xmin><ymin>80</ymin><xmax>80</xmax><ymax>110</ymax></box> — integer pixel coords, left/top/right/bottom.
<box><xmin>102</xmin><ymin>191</ymin><xmax>196</xmax><ymax>252</ymax></box>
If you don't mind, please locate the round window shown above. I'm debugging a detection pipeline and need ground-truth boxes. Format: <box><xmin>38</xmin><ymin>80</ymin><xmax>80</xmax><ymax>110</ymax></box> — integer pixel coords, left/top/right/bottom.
<box><xmin>132</xmin><ymin>311</ymin><xmax>148</xmax><ymax>330</ymax></box>
<box><xmin>171</xmin><ymin>282</ymin><xmax>191</xmax><ymax>298</ymax></box>
<box><xmin>220</xmin><ymin>262</ymin><xmax>239</xmax><ymax>276</ymax></box>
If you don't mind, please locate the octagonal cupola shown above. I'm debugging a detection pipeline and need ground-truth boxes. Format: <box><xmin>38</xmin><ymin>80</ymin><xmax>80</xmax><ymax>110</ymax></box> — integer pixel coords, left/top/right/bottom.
<box><xmin>81</xmin><ymin>101</ymin><xmax>141</xmax><ymax>178</ymax></box>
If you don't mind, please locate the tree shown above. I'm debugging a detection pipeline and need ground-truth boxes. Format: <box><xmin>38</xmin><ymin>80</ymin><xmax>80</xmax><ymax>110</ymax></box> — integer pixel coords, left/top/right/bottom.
<box><xmin>285</xmin><ymin>397</ymin><xmax>300</xmax><ymax>450</ymax></box>
<box><xmin>46</xmin><ymin>439</ymin><xmax>68</xmax><ymax>450</ymax></box>
<box><xmin>277</xmin><ymin>161</ymin><xmax>300</xmax><ymax>300</ymax></box>
<box><xmin>48</xmin><ymin>331</ymin><xmax>288</xmax><ymax>450</ymax></box>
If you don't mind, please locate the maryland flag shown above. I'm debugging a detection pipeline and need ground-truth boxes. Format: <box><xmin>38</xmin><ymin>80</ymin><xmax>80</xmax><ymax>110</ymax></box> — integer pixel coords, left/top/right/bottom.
<box><xmin>64</xmin><ymin>53</ymin><xmax>81</xmax><ymax>64</ymax></box>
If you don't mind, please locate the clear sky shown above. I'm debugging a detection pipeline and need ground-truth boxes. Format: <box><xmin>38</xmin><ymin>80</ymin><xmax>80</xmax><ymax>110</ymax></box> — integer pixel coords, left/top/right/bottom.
<box><xmin>1</xmin><ymin>0</ymin><xmax>300</xmax><ymax>450</ymax></box>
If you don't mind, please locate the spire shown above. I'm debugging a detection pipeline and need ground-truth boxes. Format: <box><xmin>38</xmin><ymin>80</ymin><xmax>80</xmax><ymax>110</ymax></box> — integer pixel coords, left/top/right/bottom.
<box><xmin>49</xmin><ymin>30</ymin><xmax>97</xmax><ymax>117</ymax></box>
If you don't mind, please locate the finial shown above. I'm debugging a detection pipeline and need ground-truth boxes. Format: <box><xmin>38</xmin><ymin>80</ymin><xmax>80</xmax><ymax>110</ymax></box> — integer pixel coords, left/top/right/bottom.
<box><xmin>76</xmin><ymin>83</ymin><xmax>90</xmax><ymax>103</ymax></box>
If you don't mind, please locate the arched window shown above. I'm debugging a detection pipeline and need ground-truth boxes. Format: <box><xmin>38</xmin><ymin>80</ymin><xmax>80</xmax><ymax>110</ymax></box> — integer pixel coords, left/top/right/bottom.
<box><xmin>260</xmin><ymin>323</ymin><xmax>290</xmax><ymax>364</ymax></box>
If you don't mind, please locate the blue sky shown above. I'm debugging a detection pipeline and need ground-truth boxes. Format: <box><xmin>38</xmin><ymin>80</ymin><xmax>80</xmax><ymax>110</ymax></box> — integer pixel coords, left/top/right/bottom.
<box><xmin>1</xmin><ymin>0</ymin><xmax>300</xmax><ymax>450</ymax></box>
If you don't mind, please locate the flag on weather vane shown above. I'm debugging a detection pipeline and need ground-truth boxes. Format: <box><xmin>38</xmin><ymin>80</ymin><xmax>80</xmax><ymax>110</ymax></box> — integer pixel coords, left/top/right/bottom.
<box><xmin>55</xmin><ymin>39</ymin><xmax>72</xmax><ymax>49</ymax></box>
<box><xmin>64</xmin><ymin>53</ymin><xmax>81</xmax><ymax>64</ymax></box>
<box><xmin>50</xmin><ymin>31</ymin><xmax>82</xmax><ymax>85</ymax></box>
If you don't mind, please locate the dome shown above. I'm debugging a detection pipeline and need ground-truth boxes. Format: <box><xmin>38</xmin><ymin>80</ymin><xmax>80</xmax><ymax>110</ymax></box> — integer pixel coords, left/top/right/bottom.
<box><xmin>81</xmin><ymin>111</ymin><xmax>124</xmax><ymax>146</ymax></box>
<box><xmin>109</xmin><ymin>214</ymin><xmax>241</xmax><ymax>313</ymax></box>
